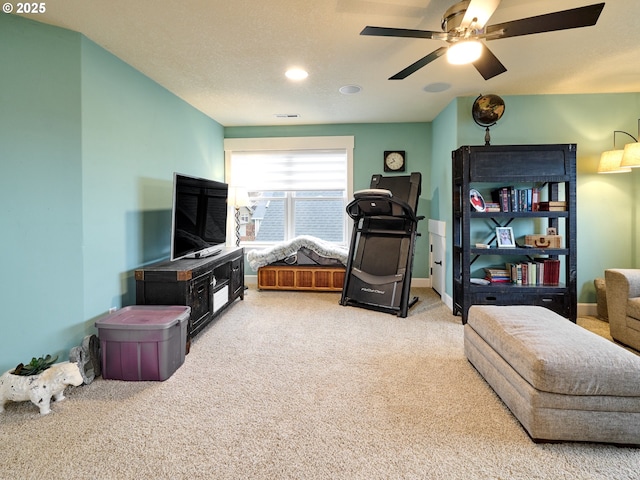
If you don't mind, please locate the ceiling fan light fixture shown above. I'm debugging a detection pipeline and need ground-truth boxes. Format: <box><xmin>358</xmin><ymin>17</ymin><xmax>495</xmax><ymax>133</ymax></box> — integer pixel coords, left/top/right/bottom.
<box><xmin>285</xmin><ymin>68</ymin><xmax>308</xmax><ymax>81</ymax></box>
<box><xmin>447</xmin><ymin>40</ymin><xmax>482</xmax><ymax>65</ymax></box>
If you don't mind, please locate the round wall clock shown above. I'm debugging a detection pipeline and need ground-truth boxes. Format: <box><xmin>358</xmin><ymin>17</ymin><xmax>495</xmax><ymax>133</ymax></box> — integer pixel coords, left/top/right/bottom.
<box><xmin>384</xmin><ymin>151</ymin><xmax>406</xmax><ymax>172</ymax></box>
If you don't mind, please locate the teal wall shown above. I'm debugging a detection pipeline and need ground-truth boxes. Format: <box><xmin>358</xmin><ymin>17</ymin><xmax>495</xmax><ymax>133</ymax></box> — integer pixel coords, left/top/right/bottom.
<box><xmin>430</xmin><ymin>99</ymin><xmax>460</xmax><ymax>296</ymax></box>
<box><xmin>430</xmin><ymin>93</ymin><xmax>640</xmax><ymax>304</ymax></box>
<box><xmin>0</xmin><ymin>15</ymin><xmax>224</xmax><ymax>372</ymax></box>
<box><xmin>1</xmin><ymin>15</ymin><xmax>84</xmax><ymax>373</ymax></box>
<box><xmin>225</xmin><ymin>123</ymin><xmax>432</xmax><ymax>277</ymax></box>
<box><xmin>80</xmin><ymin>37</ymin><xmax>224</xmax><ymax>321</ymax></box>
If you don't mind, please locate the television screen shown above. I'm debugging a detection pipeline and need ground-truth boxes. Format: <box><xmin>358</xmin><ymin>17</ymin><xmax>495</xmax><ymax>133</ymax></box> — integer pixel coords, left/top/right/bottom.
<box><xmin>171</xmin><ymin>173</ymin><xmax>228</xmax><ymax>261</ymax></box>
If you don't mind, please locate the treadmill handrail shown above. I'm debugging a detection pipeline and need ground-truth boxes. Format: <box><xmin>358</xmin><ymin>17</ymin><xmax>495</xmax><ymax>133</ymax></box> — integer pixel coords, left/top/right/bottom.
<box><xmin>354</xmin><ymin>188</ymin><xmax>392</xmax><ymax>199</ymax></box>
<box><xmin>346</xmin><ymin>194</ymin><xmax>419</xmax><ymax>222</ymax></box>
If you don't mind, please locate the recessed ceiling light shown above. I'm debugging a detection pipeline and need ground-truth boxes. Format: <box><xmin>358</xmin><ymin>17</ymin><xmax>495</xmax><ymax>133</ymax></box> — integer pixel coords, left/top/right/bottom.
<box><xmin>423</xmin><ymin>82</ymin><xmax>452</xmax><ymax>93</ymax></box>
<box><xmin>339</xmin><ymin>85</ymin><xmax>362</xmax><ymax>95</ymax></box>
<box><xmin>285</xmin><ymin>68</ymin><xmax>308</xmax><ymax>81</ymax></box>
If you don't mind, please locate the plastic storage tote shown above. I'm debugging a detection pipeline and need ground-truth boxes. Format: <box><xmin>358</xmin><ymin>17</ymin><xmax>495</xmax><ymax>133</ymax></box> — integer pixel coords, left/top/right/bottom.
<box><xmin>95</xmin><ymin>305</ymin><xmax>190</xmax><ymax>381</ymax></box>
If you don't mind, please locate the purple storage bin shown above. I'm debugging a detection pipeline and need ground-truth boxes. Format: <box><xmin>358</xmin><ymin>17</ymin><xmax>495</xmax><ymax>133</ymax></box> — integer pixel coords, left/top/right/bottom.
<box><xmin>95</xmin><ymin>305</ymin><xmax>190</xmax><ymax>381</ymax></box>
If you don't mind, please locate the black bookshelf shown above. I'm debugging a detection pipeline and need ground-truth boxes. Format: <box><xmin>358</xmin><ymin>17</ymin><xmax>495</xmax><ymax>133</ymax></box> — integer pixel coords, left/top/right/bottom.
<box><xmin>452</xmin><ymin>145</ymin><xmax>577</xmax><ymax>324</ymax></box>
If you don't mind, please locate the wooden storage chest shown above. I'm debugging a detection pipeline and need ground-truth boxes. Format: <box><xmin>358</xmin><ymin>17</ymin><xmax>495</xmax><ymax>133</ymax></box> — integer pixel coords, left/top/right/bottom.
<box><xmin>257</xmin><ymin>265</ymin><xmax>345</xmax><ymax>292</ymax></box>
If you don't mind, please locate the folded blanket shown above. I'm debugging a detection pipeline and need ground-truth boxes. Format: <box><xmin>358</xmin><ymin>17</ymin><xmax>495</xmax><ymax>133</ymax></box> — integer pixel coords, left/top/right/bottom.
<box><xmin>247</xmin><ymin>235</ymin><xmax>349</xmax><ymax>271</ymax></box>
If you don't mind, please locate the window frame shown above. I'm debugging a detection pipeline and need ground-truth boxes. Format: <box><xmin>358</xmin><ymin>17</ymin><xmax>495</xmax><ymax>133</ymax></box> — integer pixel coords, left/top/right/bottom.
<box><xmin>224</xmin><ymin>136</ymin><xmax>354</xmax><ymax>249</ymax></box>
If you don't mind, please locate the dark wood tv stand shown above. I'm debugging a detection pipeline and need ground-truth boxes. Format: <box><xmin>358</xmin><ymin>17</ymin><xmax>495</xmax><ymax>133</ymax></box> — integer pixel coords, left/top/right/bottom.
<box><xmin>135</xmin><ymin>246</ymin><xmax>244</xmax><ymax>340</ymax></box>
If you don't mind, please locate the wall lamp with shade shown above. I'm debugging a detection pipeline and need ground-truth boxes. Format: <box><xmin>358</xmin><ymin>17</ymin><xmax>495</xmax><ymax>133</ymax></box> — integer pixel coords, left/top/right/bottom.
<box><xmin>598</xmin><ymin>124</ymin><xmax>639</xmax><ymax>174</ymax></box>
<box><xmin>598</xmin><ymin>149</ymin><xmax>630</xmax><ymax>174</ymax></box>
<box><xmin>621</xmin><ymin>119</ymin><xmax>640</xmax><ymax>168</ymax></box>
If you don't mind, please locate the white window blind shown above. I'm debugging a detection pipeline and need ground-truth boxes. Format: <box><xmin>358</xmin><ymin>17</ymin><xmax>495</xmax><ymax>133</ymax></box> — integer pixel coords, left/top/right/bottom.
<box><xmin>230</xmin><ymin>149</ymin><xmax>347</xmax><ymax>191</ymax></box>
<box><xmin>224</xmin><ymin>136</ymin><xmax>354</xmax><ymax>246</ymax></box>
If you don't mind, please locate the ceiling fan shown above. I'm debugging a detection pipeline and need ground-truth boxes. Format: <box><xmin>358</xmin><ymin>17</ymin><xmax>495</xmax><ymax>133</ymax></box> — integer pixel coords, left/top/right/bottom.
<box><xmin>361</xmin><ymin>1</ymin><xmax>605</xmax><ymax>80</ymax></box>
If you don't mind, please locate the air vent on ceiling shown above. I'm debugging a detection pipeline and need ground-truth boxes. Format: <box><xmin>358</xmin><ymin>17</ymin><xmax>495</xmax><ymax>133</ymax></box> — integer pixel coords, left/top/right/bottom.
<box><xmin>274</xmin><ymin>113</ymin><xmax>301</xmax><ymax>118</ymax></box>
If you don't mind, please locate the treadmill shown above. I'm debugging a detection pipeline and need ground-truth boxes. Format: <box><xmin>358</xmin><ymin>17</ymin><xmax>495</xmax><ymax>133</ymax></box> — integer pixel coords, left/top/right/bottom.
<box><xmin>340</xmin><ymin>172</ymin><xmax>423</xmax><ymax>317</ymax></box>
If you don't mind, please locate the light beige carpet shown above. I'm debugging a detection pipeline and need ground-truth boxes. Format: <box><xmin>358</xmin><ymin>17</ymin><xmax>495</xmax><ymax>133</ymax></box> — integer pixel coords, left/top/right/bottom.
<box><xmin>1</xmin><ymin>288</ymin><xmax>638</xmax><ymax>479</ymax></box>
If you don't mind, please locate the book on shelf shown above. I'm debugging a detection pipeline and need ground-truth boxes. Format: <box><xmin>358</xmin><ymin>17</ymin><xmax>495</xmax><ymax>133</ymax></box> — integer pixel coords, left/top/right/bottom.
<box><xmin>538</xmin><ymin>201</ymin><xmax>566</xmax><ymax>212</ymax></box>
<box><xmin>543</xmin><ymin>259</ymin><xmax>560</xmax><ymax>285</ymax></box>
<box><xmin>484</xmin><ymin>202</ymin><xmax>501</xmax><ymax>212</ymax></box>
<box><xmin>531</xmin><ymin>188</ymin><xmax>540</xmax><ymax>212</ymax></box>
<box><xmin>484</xmin><ymin>267</ymin><xmax>510</xmax><ymax>283</ymax></box>
<box><xmin>491</xmin><ymin>186</ymin><xmax>541</xmax><ymax>212</ymax></box>
<box><xmin>504</xmin><ymin>259</ymin><xmax>560</xmax><ymax>285</ymax></box>
<box><xmin>491</xmin><ymin>187</ymin><xmax>510</xmax><ymax>212</ymax></box>
<box><xmin>506</xmin><ymin>263</ymin><xmax>523</xmax><ymax>285</ymax></box>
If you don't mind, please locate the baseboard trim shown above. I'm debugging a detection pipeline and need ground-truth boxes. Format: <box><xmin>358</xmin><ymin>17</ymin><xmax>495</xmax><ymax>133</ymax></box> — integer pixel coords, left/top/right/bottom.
<box><xmin>246</xmin><ymin>274</ymin><xmax>597</xmax><ymax>320</ymax></box>
<box><xmin>578</xmin><ymin>303</ymin><xmax>598</xmax><ymax>317</ymax></box>
<box><xmin>411</xmin><ymin>277</ymin><xmax>430</xmax><ymax>288</ymax></box>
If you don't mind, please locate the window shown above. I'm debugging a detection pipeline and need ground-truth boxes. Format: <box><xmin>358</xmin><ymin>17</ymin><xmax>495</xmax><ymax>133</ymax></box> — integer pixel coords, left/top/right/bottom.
<box><xmin>224</xmin><ymin>136</ymin><xmax>354</xmax><ymax>247</ymax></box>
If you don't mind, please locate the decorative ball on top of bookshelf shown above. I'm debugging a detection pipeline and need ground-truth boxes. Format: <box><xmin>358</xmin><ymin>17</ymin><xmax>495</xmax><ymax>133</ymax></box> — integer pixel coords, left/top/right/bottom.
<box><xmin>472</xmin><ymin>94</ymin><xmax>505</xmax><ymax>146</ymax></box>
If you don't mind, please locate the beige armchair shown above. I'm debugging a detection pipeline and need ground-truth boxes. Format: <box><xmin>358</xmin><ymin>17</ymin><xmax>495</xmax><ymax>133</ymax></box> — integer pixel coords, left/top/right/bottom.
<box><xmin>604</xmin><ymin>269</ymin><xmax>640</xmax><ymax>352</ymax></box>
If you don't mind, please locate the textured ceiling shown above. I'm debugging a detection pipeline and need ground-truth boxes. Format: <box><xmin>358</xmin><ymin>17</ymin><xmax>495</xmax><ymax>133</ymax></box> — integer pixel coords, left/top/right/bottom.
<box><xmin>19</xmin><ymin>0</ymin><xmax>640</xmax><ymax>126</ymax></box>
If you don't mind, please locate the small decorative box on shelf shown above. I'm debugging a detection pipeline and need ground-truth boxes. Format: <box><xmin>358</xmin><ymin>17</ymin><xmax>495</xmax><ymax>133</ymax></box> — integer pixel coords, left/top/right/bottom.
<box><xmin>524</xmin><ymin>235</ymin><xmax>563</xmax><ymax>248</ymax></box>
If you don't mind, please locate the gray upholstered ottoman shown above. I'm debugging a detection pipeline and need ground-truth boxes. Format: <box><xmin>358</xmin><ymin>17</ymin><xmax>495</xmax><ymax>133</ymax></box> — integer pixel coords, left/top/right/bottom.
<box><xmin>464</xmin><ymin>305</ymin><xmax>640</xmax><ymax>445</ymax></box>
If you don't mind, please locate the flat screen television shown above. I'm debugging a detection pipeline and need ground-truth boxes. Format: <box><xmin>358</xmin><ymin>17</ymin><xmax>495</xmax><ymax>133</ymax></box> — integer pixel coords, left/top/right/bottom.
<box><xmin>171</xmin><ymin>173</ymin><xmax>228</xmax><ymax>261</ymax></box>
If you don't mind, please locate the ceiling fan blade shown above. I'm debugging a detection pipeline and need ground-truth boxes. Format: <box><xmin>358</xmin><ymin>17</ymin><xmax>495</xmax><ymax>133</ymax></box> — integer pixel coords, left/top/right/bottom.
<box><xmin>473</xmin><ymin>44</ymin><xmax>507</xmax><ymax>80</ymax></box>
<box><xmin>360</xmin><ymin>26</ymin><xmax>446</xmax><ymax>40</ymax></box>
<box><xmin>389</xmin><ymin>46</ymin><xmax>448</xmax><ymax>80</ymax></box>
<box><xmin>460</xmin><ymin>0</ymin><xmax>501</xmax><ymax>29</ymax></box>
<box><xmin>485</xmin><ymin>3</ymin><xmax>605</xmax><ymax>39</ymax></box>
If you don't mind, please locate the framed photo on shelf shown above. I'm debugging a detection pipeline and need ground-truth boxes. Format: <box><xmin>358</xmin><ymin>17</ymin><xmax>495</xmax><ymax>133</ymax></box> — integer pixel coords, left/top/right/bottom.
<box><xmin>469</xmin><ymin>188</ymin><xmax>485</xmax><ymax>212</ymax></box>
<box><xmin>496</xmin><ymin>226</ymin><xmax>515</xmax><ymax>248</ymax></box>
